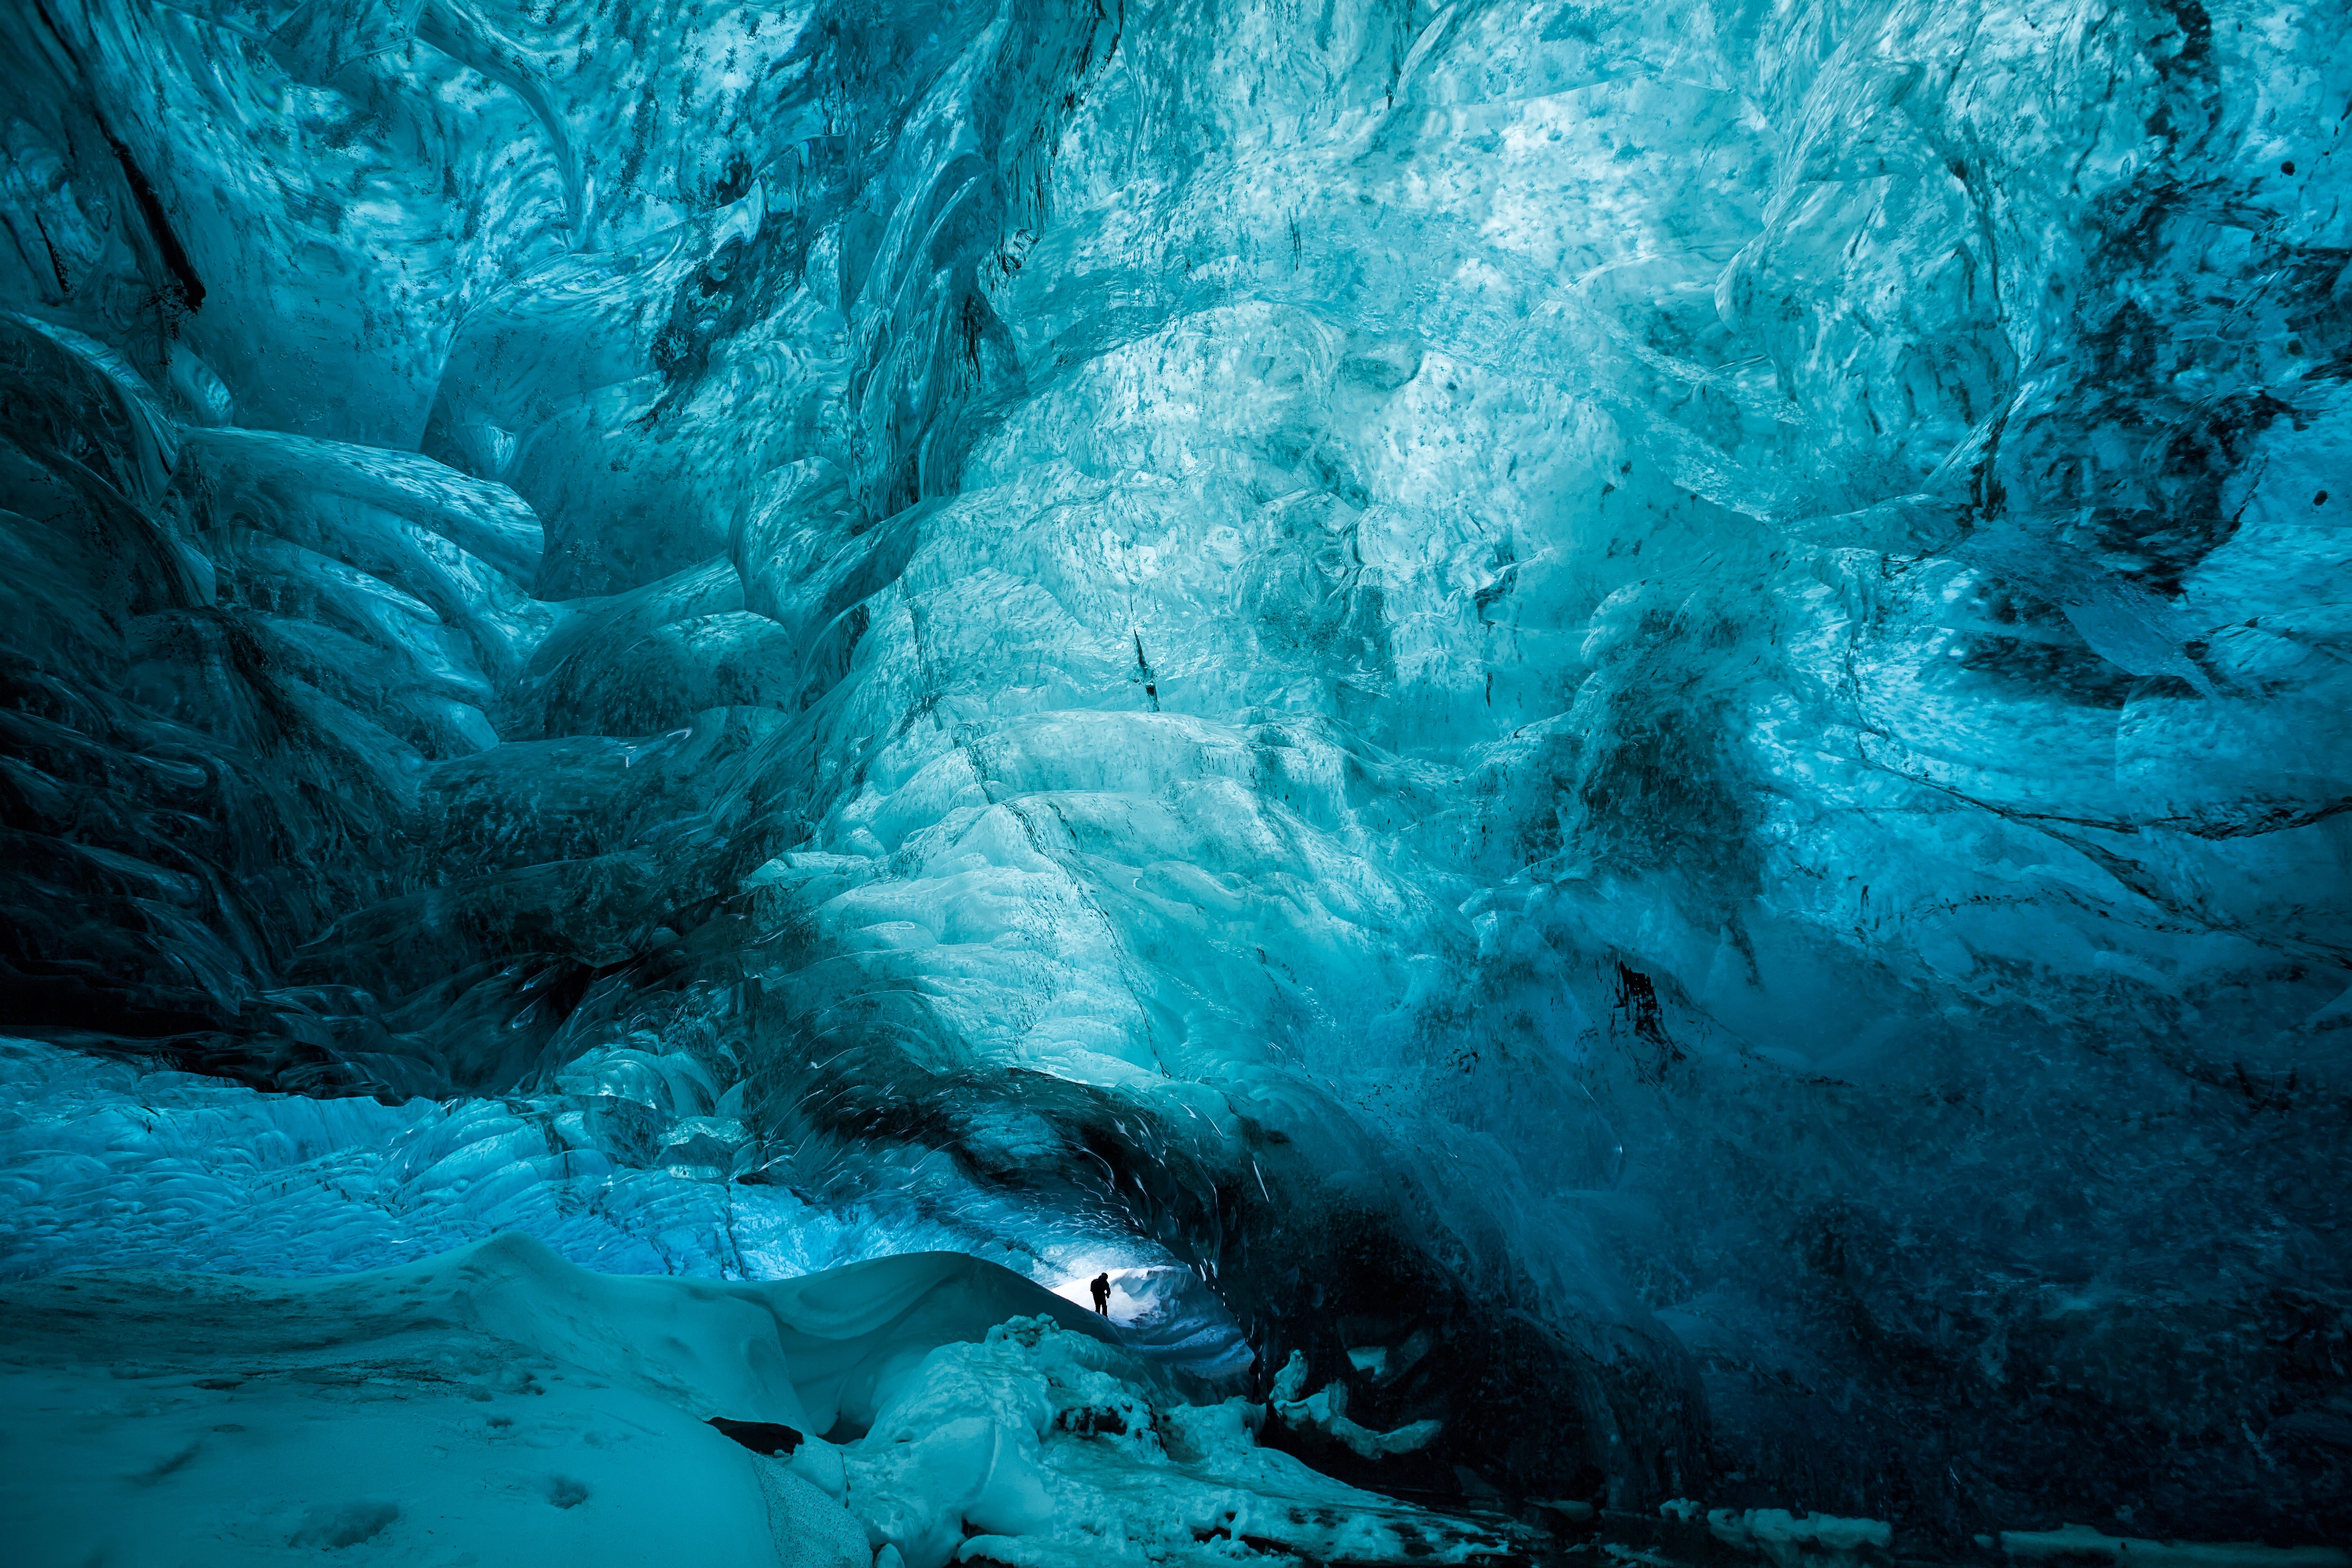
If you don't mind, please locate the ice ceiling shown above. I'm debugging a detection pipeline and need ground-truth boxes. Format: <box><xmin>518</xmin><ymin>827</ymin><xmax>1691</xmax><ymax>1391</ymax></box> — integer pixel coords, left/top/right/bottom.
<box><xmin>1</xmin><ymin>0</ymin><xmax>2347</xmax><ymax>1551</ymax></box>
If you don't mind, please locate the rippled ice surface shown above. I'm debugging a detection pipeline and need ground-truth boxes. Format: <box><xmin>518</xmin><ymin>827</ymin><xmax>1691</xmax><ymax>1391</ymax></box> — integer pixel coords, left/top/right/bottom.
<box><xmin>0</xmin><ymin>1034</ymin><xmax>931</xmax><ymax>1282</ymax></box>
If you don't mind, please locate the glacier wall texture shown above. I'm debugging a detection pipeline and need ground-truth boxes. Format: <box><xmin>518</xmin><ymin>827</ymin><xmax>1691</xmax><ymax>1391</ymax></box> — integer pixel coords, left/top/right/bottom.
<box><xmin>2</xmin><ymin>0</ymin><xmax>2347</xmax><ymax>1547</ymax></box>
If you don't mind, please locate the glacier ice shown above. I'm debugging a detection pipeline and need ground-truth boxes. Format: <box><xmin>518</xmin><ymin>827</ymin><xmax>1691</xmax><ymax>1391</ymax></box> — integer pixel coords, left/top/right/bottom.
<box><xmin>1</xmin><ymin>0</ymin><xmax>2348</xmax><ymax>1556</ymax></box>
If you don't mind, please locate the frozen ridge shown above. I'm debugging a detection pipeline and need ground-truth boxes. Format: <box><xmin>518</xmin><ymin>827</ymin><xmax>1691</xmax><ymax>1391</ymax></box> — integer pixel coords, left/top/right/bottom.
<box><xmin>0</xmin><ymin>1034</ymin><xmax>1250</xmax><ymax>1381</ymax></box>
<box><xmin>0</xmin><ymin>1032</ymin><xmax>1029</xmax><ymax>1285</ymax></box>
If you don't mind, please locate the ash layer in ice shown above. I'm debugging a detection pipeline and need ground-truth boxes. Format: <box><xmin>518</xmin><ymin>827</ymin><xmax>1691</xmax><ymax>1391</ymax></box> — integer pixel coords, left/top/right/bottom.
<box><xmin>2</xmin><ymin>0</ymin><xmax>2348</xmax><ymax>1555</ymax></box>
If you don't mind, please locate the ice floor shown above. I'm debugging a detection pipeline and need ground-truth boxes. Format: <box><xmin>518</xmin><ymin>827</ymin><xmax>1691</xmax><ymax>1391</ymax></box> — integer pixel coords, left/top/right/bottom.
<box><xmin>8</xmin><ymin>1231</ymin><xmax>2347</xmax><ymax>1568</ymax></box>
<box><xmin>1</xmin><ymin>1236</ymin><xmax>1509</xmax><ymax>1568</ymax></box>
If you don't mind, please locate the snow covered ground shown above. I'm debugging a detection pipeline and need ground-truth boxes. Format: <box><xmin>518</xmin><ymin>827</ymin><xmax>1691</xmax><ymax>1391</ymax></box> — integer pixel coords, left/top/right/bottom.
<box><xmin>1</xmin><ymin>1234</ymin><xmax>1505</xmax><ymax>1568</ymax></box>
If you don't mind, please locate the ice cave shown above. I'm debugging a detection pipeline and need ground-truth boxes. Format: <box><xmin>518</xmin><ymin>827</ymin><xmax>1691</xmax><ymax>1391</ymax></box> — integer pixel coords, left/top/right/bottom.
<box><xmin>0</xmin><ymin>0</ymin><xmax>2347</xmax><ymax>1563</ymax></box>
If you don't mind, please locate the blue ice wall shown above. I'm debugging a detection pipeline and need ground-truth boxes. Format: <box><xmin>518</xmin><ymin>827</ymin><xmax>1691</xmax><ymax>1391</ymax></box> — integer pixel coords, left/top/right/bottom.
<box><xmin>1</xmin><ymin>0</ymin><xmax>2346</xmax><ymax>1547</ymax></box>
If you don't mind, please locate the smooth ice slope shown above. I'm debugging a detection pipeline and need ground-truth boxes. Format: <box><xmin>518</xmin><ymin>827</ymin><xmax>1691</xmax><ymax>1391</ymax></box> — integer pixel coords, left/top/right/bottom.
<box><xmin>1</xmin><ymin>0</ymin><xmax>2347</xmax><ymax>1549</ymax></box>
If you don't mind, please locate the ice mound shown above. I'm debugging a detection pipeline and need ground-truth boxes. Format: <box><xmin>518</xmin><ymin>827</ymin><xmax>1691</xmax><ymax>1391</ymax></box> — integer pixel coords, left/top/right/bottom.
<box><xmin>1701</xmin><ymin>1505</ymin><xmax>1894</xmax><ymax>1568</ymax></box>
<box><xmin>1265</xmin><ymin>1348</ymin><xmax>1443</xmax><ymax>1461</ymax></box>
<box><xmin>0</xmin><ymin>1235</ymin><xmax>1506</xmax><ymax>1568</ymax></box>
<box><xmin>846</xmin><ymin>1317</ymin><xmax>1499</xmax><ymax>1568</ymax></box>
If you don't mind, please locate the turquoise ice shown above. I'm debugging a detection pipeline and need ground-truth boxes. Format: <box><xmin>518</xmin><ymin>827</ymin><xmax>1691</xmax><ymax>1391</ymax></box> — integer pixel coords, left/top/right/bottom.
<box><xmin>1</xmin><ymin>0</ymin><xmax>2346</xmax><ymax>1548</ymax></box>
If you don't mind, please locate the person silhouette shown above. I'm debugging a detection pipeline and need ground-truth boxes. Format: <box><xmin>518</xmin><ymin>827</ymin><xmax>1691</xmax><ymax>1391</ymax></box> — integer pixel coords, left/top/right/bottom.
<box><xmin>1089</xmin><ymin>1272</ymin><xmax>1111</xmax><ymax>1316</ymax></box>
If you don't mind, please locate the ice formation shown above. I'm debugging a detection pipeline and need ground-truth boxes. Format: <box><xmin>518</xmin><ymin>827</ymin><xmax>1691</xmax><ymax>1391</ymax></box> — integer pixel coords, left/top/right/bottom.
<box><xmin>0</xmin><ymin>0</ymin><xmax>2347</xmax><ymax>1557</ymax></box>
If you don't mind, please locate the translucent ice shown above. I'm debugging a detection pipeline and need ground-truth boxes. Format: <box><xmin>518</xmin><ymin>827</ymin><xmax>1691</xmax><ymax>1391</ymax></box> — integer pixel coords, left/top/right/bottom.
<box><xmin>2</xmin><ymin>0</ymin><xmax>2347</xmax><ymax>1548</ymax></box>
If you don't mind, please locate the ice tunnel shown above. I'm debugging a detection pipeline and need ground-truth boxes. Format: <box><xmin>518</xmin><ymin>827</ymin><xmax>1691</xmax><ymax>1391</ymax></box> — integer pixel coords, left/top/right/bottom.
<box><xmin>1</xmin><ymin>0</ymin><xmax>2347</xmax><ymax>1561</ymax></box>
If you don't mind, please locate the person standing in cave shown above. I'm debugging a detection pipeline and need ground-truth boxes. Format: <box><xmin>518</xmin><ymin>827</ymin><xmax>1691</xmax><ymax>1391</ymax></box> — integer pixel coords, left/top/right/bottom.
<box><xmin>1090</xmin><ymin>1272</ymin><xmax>1112</xmax><ymax>1316</ymax></box>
